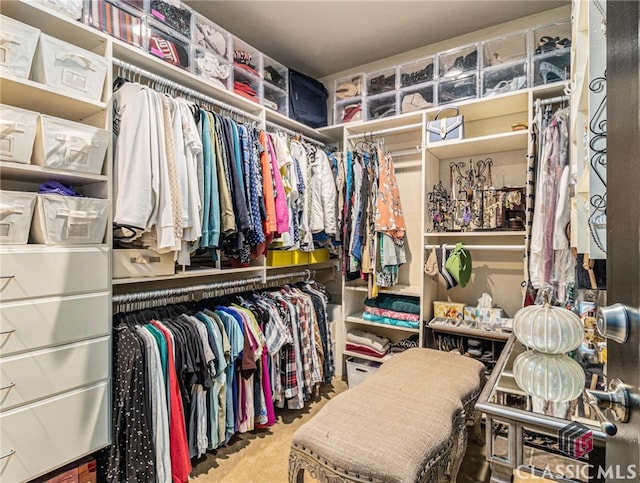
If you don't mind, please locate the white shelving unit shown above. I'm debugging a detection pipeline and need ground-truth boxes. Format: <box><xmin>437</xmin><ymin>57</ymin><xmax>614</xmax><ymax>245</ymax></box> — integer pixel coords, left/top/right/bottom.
<box><xmin>0</xmin><ymin>2</ymin><xmax>112</xmax><ymax>481</ymax></box>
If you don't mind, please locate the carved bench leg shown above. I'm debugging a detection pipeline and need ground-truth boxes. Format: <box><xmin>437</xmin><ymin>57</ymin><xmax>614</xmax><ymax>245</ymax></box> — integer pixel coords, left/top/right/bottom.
<box><xmin>288</xmin><ymin>450</ymin><xmax>306</xmax><ymax>483</ymax></box>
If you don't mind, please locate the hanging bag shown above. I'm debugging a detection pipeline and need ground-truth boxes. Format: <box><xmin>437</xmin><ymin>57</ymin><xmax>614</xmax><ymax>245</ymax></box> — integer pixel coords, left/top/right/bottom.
<box><xmin>426</xmin><ymin>105</ymin><xmax>464</xmax><ymax>144</ymax></box>
<box><xmin>445</xmin><ymin>242</ymin><xmax>472</xmax><ymax>287</ymax></box>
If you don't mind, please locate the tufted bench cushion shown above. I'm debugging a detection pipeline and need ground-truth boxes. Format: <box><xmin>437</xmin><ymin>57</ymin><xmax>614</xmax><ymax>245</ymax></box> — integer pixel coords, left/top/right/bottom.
<box><xmin>289</xmin><ymin>348</ymin><xmax>485</xmax><ymax>483</ymax></box>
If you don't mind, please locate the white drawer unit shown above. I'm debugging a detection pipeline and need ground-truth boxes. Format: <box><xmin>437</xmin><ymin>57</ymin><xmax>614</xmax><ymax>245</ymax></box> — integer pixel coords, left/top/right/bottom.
<box><xmin>30</xmin><ymin>194</ymin><xmax>109</xmax><ymax>245</ymax></box>
<box><xmin>31</xmin><ymin>33</ymin><xmax>108</xmax><ymax>102</ymax></box>
<box><xmin>0</xmin><ymin>104</ymin><xmax>39</xmax><ymax>164</ymax></box>
<box><xmin>0</xmin><ymin>246</ymin><xmax>109</xmax><ymax>302</ymax></box>
<box><xmin>0</xmin><ymin>14</ymin><xmax>40</xmax><ymax>79</ymax></box>
<box><xmin>0</xmin><ymin>292</ymin><xmax>110</xmax><ymax>357</ymax></box>
<box><xmin>0</xmin><ymin>382</ymin><xmax>109</xmax><ymax>483</ymax></box>
<box><xmin>32</xmin><ymin>115</ymin><xmax>110</xmax><ymax>174</ymax></box>
<box><xmin>0</xmin><ymin>336</ymin><xmax>109</xmax><ymax>411</ymax></box>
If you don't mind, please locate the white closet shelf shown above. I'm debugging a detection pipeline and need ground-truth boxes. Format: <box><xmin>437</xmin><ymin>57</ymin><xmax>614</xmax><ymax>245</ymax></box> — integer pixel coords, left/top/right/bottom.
<box><xmin>443</xmin><ymin>90</ymin><xmax>529</xmax><ymax>122</ymax></box>
<box><xmin>344</xmin><ymin>282</ymin><xmax>421</xmax><ymax>297</ymax></box>
<box><xmin>345</xmin><ymin>315</ymin><xmax>421</xmax><ymax>334</ymax></box>
<box><xmin>424</xmin><ymin>230</ymin><xmax>525</xmax><ymax>238</ymax></box>
<box><xmin>343</xmin><ymin>349</ymin><xmax>392</xmax><ymax>363</ymax></box>
<box><xmin>531</xmin><ymin>81</ymin><xmax>570</xmax><ymax>101</ymax></box>
<box><xmin>427</xmin><ymin>130</ymin><xmax>528</xmax><ymax>159</ymax></box>
<box><xmin>112</xmin><ymin>265</ymin><xmax>265</xmax><ymax>285</ymax></box>
<box><xmin>1</xmin><ymin>0</ymin><xmax>109</xmax><ymax>54</ymax></box>
<box><xmin>0</xmin><ymin>161</ymin><xmax>108</xmax><ymax>185</ymax></box>
<box><xmin>0</xmin><ymin>75</ymin><xmax>107</xmax><ymax>122</ymax></box>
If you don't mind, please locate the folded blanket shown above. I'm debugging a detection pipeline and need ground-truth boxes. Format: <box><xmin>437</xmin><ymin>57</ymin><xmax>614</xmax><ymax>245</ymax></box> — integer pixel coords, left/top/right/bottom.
<box><xmin>390</xmin><ymin>334</ymin><xmax>420</xmax><ymax>353</ymax></box>
<box><xmin>346</xmin><ymin>342</ymin><xmax>390</xmax><ymax>358</ymax></box>
<box><xmin>362</xmin><ymin>312</ymin><xmax>420</xmax><ymax>329</ymax></box>
<box><xmin>347</xmin><ymin>329</ymin><xmax>390</xmax><ymax>353</ymax></box>
<box><xmin>364</xmin><ymin>306</ymin><xmax>420</xmax><ymax>322</ymax></box>
<box><xmin>364</xmin><ymin>294</ymin><xmax>420</xmax><ymax>315</ymax></box>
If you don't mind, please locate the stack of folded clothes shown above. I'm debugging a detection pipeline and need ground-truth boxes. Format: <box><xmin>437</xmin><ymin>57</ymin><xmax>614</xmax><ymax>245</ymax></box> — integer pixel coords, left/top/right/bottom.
<box><xmin>362</xmin><ymin>294</ymin><xmax>420</xmax><ymax>329</ymax></box>
<box><xmin>346</xmin><ymin>329</ymin><xmax>390</xmax><ymax>359</ymax></box>
<box><xmin>234</xmin><ymin>80</ymin><xmax>258</xmax><ymax>101</ymax></box>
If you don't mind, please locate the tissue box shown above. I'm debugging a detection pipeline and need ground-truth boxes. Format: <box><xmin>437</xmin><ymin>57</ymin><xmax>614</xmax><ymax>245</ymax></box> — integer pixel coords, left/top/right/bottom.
<box><xmin>433</xmin><ymin>301</ymin><xmax>466</xmax><ymax>320</ymax></box>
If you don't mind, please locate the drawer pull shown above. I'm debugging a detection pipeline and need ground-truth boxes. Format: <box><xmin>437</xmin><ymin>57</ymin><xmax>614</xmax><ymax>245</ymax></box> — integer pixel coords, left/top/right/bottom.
<box><xmin>0</xmin><ymin>275</ymin><xmax>15</xmax><ymax>279</ymax></box>
<box><xmin>0</xmin><ymin>382</ymin><xmax>15</xmax><ymax>391</ymax></box>
<box><xmin>0</xmin><ymin>449</ymin><xmax>15</xmax><ymax>459</ymax></box>
<box><xmin>0</xmin><ymin>329</ymin><xmax>15</xmax><ymax>335</ymax></box>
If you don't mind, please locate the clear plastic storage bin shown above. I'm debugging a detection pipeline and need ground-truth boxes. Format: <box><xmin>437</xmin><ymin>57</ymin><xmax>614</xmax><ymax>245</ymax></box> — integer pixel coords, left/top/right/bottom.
<box><xmin>263</xmin><ymin>54</ymin><xmax>288</xmax><ymax>91</ymax></box>
<box><xmin>334</xmin><ymin>73</ymin><xmax>364</xmax><ymax>101</ymax></box>
<box><xmin>32</xmin><ymin>34</ymin><xmax>108</xmax><ymax>101</ymax></box>
<box><xmin>482</xmin><ymin>30</ymin><xmax>528</xmax><ymax>68</ymax></box>
<box><xmin>192</xmin><ymin>11</ymin><xmax>230</xmax><ymax>59</ymax></box>
<box><xmin>482</xmin><ymin>62</ymin><xmax>528</xmax><ymax>97</ymax></box>
<box><xmin>84</xmin><ymin>0</ymin><xmax>144</xmax><ymax>47</ymax></box>
<box><xmin>232</xmin><ymin>37</ymin><xmax>262</xmax><ymax>78</ymax></box>
<box><xmin>148</xmin><ymin>0</ymin><xmax>191</xmax><ymax>38</ymax></box>
<box><xmin>30</xmin><ymin>194</ymin><xmax>109</xmax><ymax>245</ymax></box>
<box><xmin>400</xmin><ymin>84</ymin><xmax>435</xmax><ymax>113</ymax></box>
<box><xmin>32</xmin><ymin>115</ymin><xmax>110</xmax><ymax>175</ymax></box>
<box><xmin>0</xmin><ymin>15</ymin><xmax>40</xmax><ymax>79</ymax></box>
<box><xmin>439</xmin><ymin>43</ymin><xmax>479</xmax><ymax>79</ymax></box>
<box><xmin>399</xmin><ymin>56</ymin><xmax>435</xmax><ymax>88</ymax></box>
<box><xmin>0</xmin><ymin>190</ymin><xmax>37</xmax><ymax>245</ymax></box>
<box><xmin>233</xmin><ymin>66</ymin><xmax>261</xmax><ymax>103</ymax></box>
<box><xmin>532</xmin><ymin>19</ymin><xmax>571</xmax><ymax>86</ymax></box>
<box><xmin>193</xmin><ymin>47</ymin><xmax>231</xmax><ymax>90</ymax></box>
<box><xmin>366</xmin><ymin>67</ymin><xmax>396</xmax><ymax>96</ymax></box>
<box><xmin>366</xmin><ymin>92</ymin><xmax>397</xmax><ymax>120</ymax></box>
<box><xmin>334</xmin><ymin>99</ymin><xmax>363</xmax><ymax>124</ymax></box>
<box><xmin>0</xmin><ymin>104</ymin><xmax>40</xmax><ymax>164</ymax></box>
<box><xmin>438</xmin><ymin>72</ymin><xmax>478</xmax><ymax>104</ymax></box>
<box><xmin>262</xmin><ymin>83</ymin><xmax>288</xmax><ymax>115</ymax></box>
<box><xmin>147</xmin><ymin>23</ymin><xmax>191</xmax><ymax>70</ymax></box>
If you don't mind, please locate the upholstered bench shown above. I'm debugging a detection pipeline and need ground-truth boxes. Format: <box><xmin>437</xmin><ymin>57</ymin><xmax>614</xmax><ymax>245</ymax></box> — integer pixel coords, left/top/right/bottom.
<box><xmin>289</xmin><ymin>348</ymin><xmax>485</xmax><ymax>483</ymax></box>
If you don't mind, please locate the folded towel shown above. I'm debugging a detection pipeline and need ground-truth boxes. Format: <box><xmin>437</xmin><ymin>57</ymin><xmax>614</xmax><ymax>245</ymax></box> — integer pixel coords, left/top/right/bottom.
<box><xmin>364</xmin><ymin>306</ymin><xmax>420</xmax><ymax>322</ymax></box>
<box><xmin>364</xmin><ymin>294</ymin><xmax>420</xmax><ymax>315</ymax></box>
<box><xmin>362</xmin><ymin>312</ymin><xmax>420</xmax><ymax>329</ymax></box>
<box><xmin>346</xmin><ymin>342</ymin><xmax>390</xmax><ymax>358</ymax></box>
<box><xmin>347</xmin><ymin>329</ymin><xmax>390</xmax><ymax>353</ymax></box>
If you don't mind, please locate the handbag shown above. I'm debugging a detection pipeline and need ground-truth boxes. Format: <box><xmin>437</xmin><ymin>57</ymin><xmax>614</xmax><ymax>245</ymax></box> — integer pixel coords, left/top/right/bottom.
<box><xmin>426</xmin><ymin>106</ymin><xmax>464</xmax><ymax>144</ymax></box>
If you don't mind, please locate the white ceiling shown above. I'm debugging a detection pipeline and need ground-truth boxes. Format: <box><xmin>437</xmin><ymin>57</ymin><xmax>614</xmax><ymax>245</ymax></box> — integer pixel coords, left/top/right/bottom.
<box><xmin>184</xmin><ymin>0</ymin><xmax>568</xmax><ymax>78</ymax></box>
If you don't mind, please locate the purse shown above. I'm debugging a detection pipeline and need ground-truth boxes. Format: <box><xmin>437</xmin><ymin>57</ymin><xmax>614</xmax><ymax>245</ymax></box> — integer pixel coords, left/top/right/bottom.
<box><xmin>426</xmin><ymin>106</ymin><xmax>464</xmax><ymax>144</ymax></box>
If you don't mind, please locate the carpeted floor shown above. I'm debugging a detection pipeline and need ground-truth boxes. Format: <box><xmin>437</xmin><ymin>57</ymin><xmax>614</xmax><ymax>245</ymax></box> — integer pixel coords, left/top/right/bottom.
<box><xmin>190</xmin><ymin>380</ymin><xmax>491</xmax><ymax>483</ymax></box>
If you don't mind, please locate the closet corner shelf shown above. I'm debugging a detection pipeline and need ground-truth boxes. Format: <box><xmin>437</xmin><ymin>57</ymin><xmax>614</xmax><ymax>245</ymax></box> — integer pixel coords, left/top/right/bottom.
<box><xmin>424</xmin><ymin>230</ymin><xmax>526</xmax><ymax>238</ymax></box>
<box><xmin>427</xmin><ymin>321</ymin><xmax>511</xmax><ymax>341</ymax></box>
<box><xmin>531</xmin><ymin>81</ymin><xmax>570</xmax><ymax>101</ymax></box>
<box><xmin>345</xmin><ymin>315</ymin><xmax>420</xmax><ymax>334</ymax></box>
<box><xmin>344</xmin><ymin>281</ymin><xmax>421</xmax><ymax>297</ymax></box>
<box><xmin>264</xmin><ymin>109</ymin><xmax>334</xmax><ymax>143</ymax></box>
<box><xmin>427</xmin><ymin>130</ymin><xmax>528</xmax><ymax>159</ymax></box>
<box><xmin>343</xmin><ymin>349</ymin><xmax>392</xmax><ymax>363</ymax></box>
<box><xmin>0</xmin><ymin>161</ymin><xmax>108</xmax><ymax>184</ymax></box>
<box><xmin>0</xmin><ymin>75</ymin><xmax>108</xmax><ymax>121</ymax></box>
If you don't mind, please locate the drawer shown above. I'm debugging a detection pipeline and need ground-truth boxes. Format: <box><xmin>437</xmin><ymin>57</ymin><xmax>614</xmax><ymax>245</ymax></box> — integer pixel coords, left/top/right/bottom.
<box><xmin>0</xmin><ymin>336</ymin><xmax>109</xmax><ymax>411</ymax></box>
<box><xmin>0</xmin><ymin>246</ymin><xmax>109</xmax><ymax>302</ymax></box>
<box><xmin>0</xmin><ymin>292</ymin><xmax>110</xmax><ymax>356</ymax></box>
<box><xmin>0</xmin><ymin>382</ymin><xmax>109</xmax><ymax>483</ymax></box>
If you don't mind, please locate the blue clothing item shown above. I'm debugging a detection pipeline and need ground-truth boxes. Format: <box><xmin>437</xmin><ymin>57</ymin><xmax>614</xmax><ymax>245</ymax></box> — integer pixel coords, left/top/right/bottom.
<box><xmin>205</xmin><ymin>112</ymin><xmax>221</xmax><ymax>247</ymax></box>
<box><xmin>239</xmin><ymin>125</ymin><xmax>265</xmax><ymax>246</ymax></box>
<box><xmin>362</xmin><ymin>311</ymin><xmax>420</xmax><ymax>329</ymax></box>
<box><xmin>200</xmin><ymin>110</ymin><xmax>212</xmax><ymax>247</ymax></box>
<box><xmin>145</xmin><ymin>323</ymin><xmax>169</xmax><ymax>411</ymax></box>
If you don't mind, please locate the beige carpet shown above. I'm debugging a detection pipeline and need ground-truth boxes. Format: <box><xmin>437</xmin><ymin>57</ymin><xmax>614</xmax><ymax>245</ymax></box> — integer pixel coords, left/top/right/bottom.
<box><xmin>190</xmin><ymin>379</ymin><xmax>490</xmax><ymax>483</ymax></box>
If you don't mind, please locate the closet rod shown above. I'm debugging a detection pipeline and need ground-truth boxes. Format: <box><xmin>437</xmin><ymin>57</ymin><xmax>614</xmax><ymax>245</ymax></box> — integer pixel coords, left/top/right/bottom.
<box><xmin>346</xmin><ymin>122</ymin><xmax>423</xmax><ymax>140</ymax></box>
<box><xmin>112</xmin><ymin>268</ymin><xmax>314</xmax><ymax>306</ymax></box>
<box><xmin>538</xmin><ymin>94</ymin><xmax>570</xmax><ymax>106</ymax></box>
<box><xmin>264</xmin><ymin>120</ymin><xmax>326</xmax><ymax>147</ymax></box>
<box><xmin>424</xmin><ymin>244</ymin><xmax>526</xmax><ymax>252</ymax></box>
<box><xmin>112</xmin><ymin>58</ymin><xmax>262</xmax><ymax>123</ymax></box>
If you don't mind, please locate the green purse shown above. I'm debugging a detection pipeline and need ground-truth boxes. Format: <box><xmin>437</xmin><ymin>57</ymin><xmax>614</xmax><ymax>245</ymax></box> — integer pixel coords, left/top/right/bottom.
<box><xmin>445</xmin><ymin>242</ymin><xmax>472</xmax><ymax>287</ymax></box>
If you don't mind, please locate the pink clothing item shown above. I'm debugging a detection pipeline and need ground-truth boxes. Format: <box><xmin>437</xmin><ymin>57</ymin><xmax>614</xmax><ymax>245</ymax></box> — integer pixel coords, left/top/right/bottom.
<box><xmin>266</xmin><ymin>133</ymin><xmax>290</xmax><ymax>234</ymax></box>
<box><xmin>260</xmin><ymin>350</ymin><xmax>277</xmax><ymax>427</ymax></box>
<box><xmin>346</xmin><ymin>342</ymin><xmax>389</xmax><ymax>358</ymax></box>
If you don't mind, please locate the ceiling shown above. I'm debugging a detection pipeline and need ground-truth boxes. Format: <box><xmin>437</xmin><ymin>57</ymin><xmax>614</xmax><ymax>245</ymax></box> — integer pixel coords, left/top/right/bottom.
<box><xmin>185</xmin><ymin>0</ymin><xmax>568</xmax><ymax>78</ymax></box>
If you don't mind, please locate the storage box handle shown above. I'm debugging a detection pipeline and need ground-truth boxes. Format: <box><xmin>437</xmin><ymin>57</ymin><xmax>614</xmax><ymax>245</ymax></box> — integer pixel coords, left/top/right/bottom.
<box><xmin>0</xmin><ymin>34</ymin><xmax>20</xmax><ymax>45</ymax></box>
<box><xmin>57</xmin><ymin>208</ymin><xmax>100</xmax><ymax>220</ymax></box>
<box><xmin>130</xmin><ymin>255</ymin><xmax>162</xmax><ymax>265</ymax></box>
<box><xmin>55</xmin><ymin>133</ymin><xmax>100</xmax><ymax>150</ymax></box>
<box><xmin>0</xmin><ymin>203</ymin><xmax>25</xmax><ymax>216</ymax></box>
<box><xmin>55</xmin><ymin>52</ymin><xmax>97</xmax><ymax>71</ymax></box>
<box><xmin>0</xmin><ymin>121</ymin><xmax>26</xmax><ymax>135</ymax></box>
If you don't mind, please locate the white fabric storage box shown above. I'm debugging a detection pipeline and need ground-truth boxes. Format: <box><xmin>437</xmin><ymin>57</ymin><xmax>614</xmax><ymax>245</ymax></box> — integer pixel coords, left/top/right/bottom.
<box><xmin>346</xmin><ymin>357</ymin><xmax>381</xmax><ymax>388</ymax></box>
<box><xmin>0</xmin><ymin>104</ymin><xmax>39</xmax><ymax>164</ymax></box>
<box><xmin>0</xmin><ymin>190</ymin><xmax>37</xmax><ymax>244</ymax></box>
<box><xmin>32</xmin><ymin>34</ymin><xmax>108</xmax><ymax>101</ymax></box>
<box><xmin>113</xmin><ymin>249</ymin><xmax>175</xmax><ymax>279</ymax></box>
<box><xmin>30</xmin><ymin>194</ymin><xmax>108</xmax><ymax>244</ymax></box>
<box><xmin>0</xmin><ymin>15</ymin><xmax>40</xmax><ymax>79</ymax></box>
<box><xmin>32</xmin><ymin>115</ymin><xmax>109</xmax><ymax>174</ymax></box>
